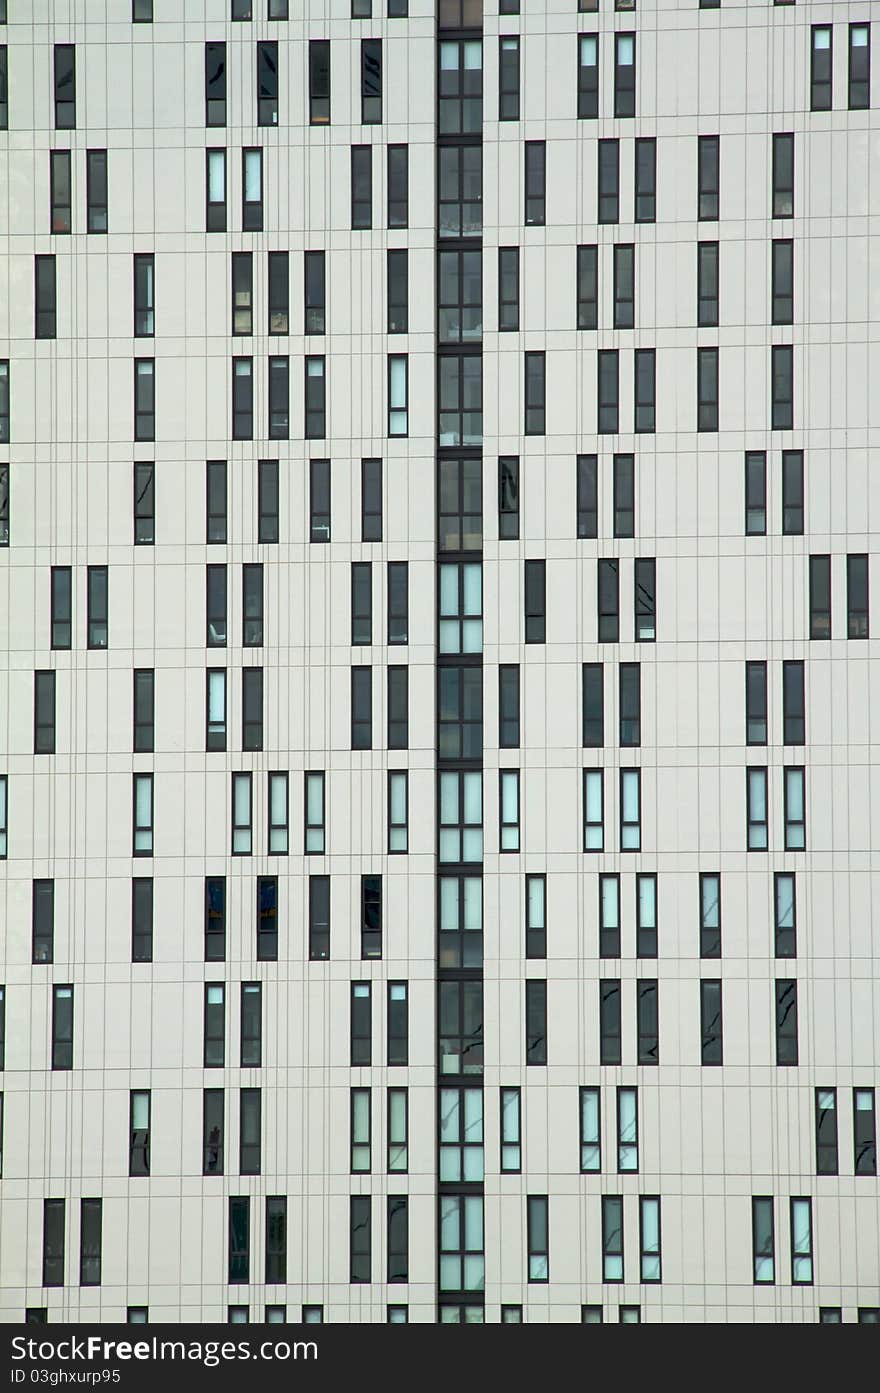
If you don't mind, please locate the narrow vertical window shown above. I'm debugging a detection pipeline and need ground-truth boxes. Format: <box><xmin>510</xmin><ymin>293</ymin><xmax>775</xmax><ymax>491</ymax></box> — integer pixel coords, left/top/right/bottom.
<box><xmin>388</xmin><ymin>1088</ymin><xmax>408</xmax><ymax>1171</ymax></box>
<box><xmin>51</xmin><ymin>984</ymin><xmax>74</xmax><ymax>1070</ymax></box>
<box><xmin>242</xmin><ymin>148</ymin><xmax>263</xmax><ymax>231</ymax></box>
<box><xmin>634</xmin><ymin>138</ymin><xmax>656</xmax><ymax>223</ymax></box>
<box><xmin>580</xmin><ymin>1088</ymin><xmax>600</xmax><ymax>1172</ymax></box>
<box><xmin>498</xmin><ymin>456</ymin><xmax>519</xmax><ymax>541</ymax></box>
<box><xmin>752</xmin><ymin>1198</ymin><xmax>775</xmax><ymax>1284</ymax></box>
<box><xmin>304</xmin><ymin>251</ymin><xmax>326</xmax><ymax>335</ymax></box>
<box><xmin>268</xmin><ymin>357</ymin><xmax>289</xmax><ymax>438</ymax></box>
<box><xmin>613</xmin><ymin>245</ymin><xmax>634</xmax><ymax>329</ymax></box>
<box><xmin>206</xmin><ymin>149</ymin><xmax>227</xmax><ymax>232</ymax></box>
<box><xmin>304</xmin><ymin>771</ymin><xmax>325</xmax><ymax>853</ymax></box>
<box><xmin>577</xmin><ymin>245</ymin><xmax>598</xmax><ymax>329</ymax></box>
<box><xmin>32</xmin><ymin>880</ymin><xmax>54</xmax><ymax>963</ymax></box>
<box><xmin>34</xmin><ymin>672</ymin><xmax>56</xmax><ymax>755</ymax></box>
<box><xmin>351</xmin><ymin>1087</ymin><xmax>372</xmax><ymax>1172</ymax></box>
<box><xmin>257</xmin><ymin>41</ymin><xmax>278</xmax><ymax>126</ymax></box>
<box><xmin>527</xmin><ymin>1197</ymin><xmax>549</xmax><ymax>1282</ymax></box>
<box><xmin>617</xmin><ymin>1087</ymin><xmax>638</xmax><ymax>1172</ymax></box>
<box><xmin>774</xmin><ymin>871</ymin><xmax>797</xmax><ymax>958</ymax></box>
<box><xmin>745</xmin><ymin>661</ymin><xmax>767</xmax><ymax>745</ymax></box>
<box><xmin>229</xmin><ymin>1198</ymin><xmax>250</xmax><ymax>1284</ymax></box>
<box><xmin>87</xmin><ymin>566</ymin><xmax>108</xmax><ymax>649</ymax></box>
<box><xmin>501</xmin><ymin>1088</ymin><xmax>521</xmax><ymax>1172</ymax></box>
<box><xmin>525</xmin><ymin>874</ymin><xmax>546</xmax><ymax>959</ymax></box>
<box><xmin>133</xmin><ymin>463</ymin><xmax>155</xmax><ymax>548</ymax></box>
<box><xmin>781</xmin><ymin>451</ymin><xmax>803</xmax><ymax>535</ymax></box>
<box><xmin>50</xmin><ymin>151</ymin><xmax>72</xmax><ymax>234</ymax></box>
<box><xmin>350</xmin><ymin>1196</ymin><xmax>371</xmax><ymax>1283</ymax></box>
<box><xmin>775</xmin><ymin>979</ymin><xmax>799</xmax><ymax>1066</ymax></box>
<box><xmin>637</xmin><ymin>979</ymin><xmax>658</xmax><ymax>1064</ymax></box>
<box><xmin>498</xmin><ymin>247</ymin><xmax>519</xmax><ymax>331</ymax></box>
<box><xmin>204</xmin><ymin>984</ymin><xmax>226</xmax><ymax>1066</ymax></box>
<box><xmin>54</xmin><ymin>44</ymin><xmax>76</xmax><ymax>129</ymax></box>
<box><xmin>308</xmin><ymin>876</ymin><xmax>330</xmax><ymax>960</ymax></box>
<box><xmin>809</xmin><ymin>555</ymin><xmax>832</xmax><ymax>639</ymax></box>
<box><xmin>309</xmin><ymin>39</ymin><xmax>330</xmax><ymax>124</ymax></box>
<box><xmin>361</xmin><ymin>38</ymin><xmax>382</xmax><ymax>124</ymax></box>
<box><xmin>599</xmin><ymin>979</ymin><xmax>621</xmax><ymax>1064</ymax></box>
<box><xmin>361</xmin><ymin>458</ymin><xmax>383</xmax><ymax>542</ymax></box>
<box><xmin>783</xmin><ymin>766</ymin><xmax>806</xmax><ymax>850</ymax></box>
<box><xmin>203</xmin><ymin>1090</ymin><xmax>224</xmax><ymax>1175</ymax></box>
<box><xmin>256</xmin><ymin>874</ymin><xmax>277</xmax><ymax>963</ymax></box>
<box><xmin>231</xmin><ymin>772</ymin><xmax>252</xmax><ymax>855</ymax></box>
<box><xmin>700</xmin><ymin>980</ymin><xmax>723</xmax><ymax>1065</ymax></box>
<box><xmin>814</xmin><ymin>1089</ymin><xmax>837</xmax><ymax>1176</ymax></box>
<box><xmin>499</xmin><ymin>664</ymin><xmax>520</xmax><ymax>749</ymax></box>
<box><xmin>847</xmin><ymin>554</ymin><xmax>869</xmax><ymax>638</ymax></box>
<box><xmin>388</xmin><ymin>355</ymin><xmax>408</xmax><ymax>435</ymax></box>
<box><xmin>242</xmin><ymin>565</ymin><xmax>263</xmax><ymax>648</ymax></box>
<box><xmin>772</xmin><ymin>133</ymin><xmax>794</xmax><ymax>218</ymax></box>
<box><xmin>231</xmin><ymin>253</ymin><xmax>253</xmax><ymax>335</ymax></box>
<box><xmin>697</xmin><ymin>135</ymin><xmax>719</xmax><ymax>220</ymax></box>
<box><xmin>499</xmin><ymin>36</ymin><xmax>520</xmax><ymax>120</ymax></box>
<box><xmin>810</xmin><ymin>27</ymin><xmax>832</xmax><ymax>112</ymax></box>
<box><xmin>598</xmin><ymin>139</ymin><xmax>620</xmax><ymax>224</ymax></box>
<box><xmin>697</xmin><ymin>347</ymin><xmax>719</xmax><ymax>431</ymax></box>
<box><xmin>771</xmin><ymin>239</ymin><xmax>794</xmax><ymax>325</ymax></box>
<box><xmin>50</xmin><ymin>567</ymin><xmax>72</xmax><ymax>650</ymax></box>
<box><xmin>79</xmin><ymin>1200</ymin><xmax>102</xmax><ymax>1287</ymax></box>
<box><xmin>0</xmin><ymin>776</ymin><xmax>7</xmax><ymax>859</ymax></box>
<box><xmin>746</xmin><ymin>766</ymin><xmax>768</xmax><ymax>851</ymax></box>
<box><xmin>351</xmin><ymin>145</ymin><xmax>372</xmax><ymax>228</ymax></box>
<box><xmin>205</xmin><ymin>42</ymin><xmax>226</xmax><ymax>126</ymax></box>
<box><xmin>744</xmin><ymin>451</ymin><xmax>766</xmax><ymax>535</ymax></box>
<box><xmin>129</xmin><ymin>1091</ymin><xmax>150</xmax><ymax>1176</ymax></box>
<box><xmin>697</xmin><ymin>241</ymin><xmax>719</xmax><ymax>327</ymax></box>
<box><xmin>351</xmin><ymin>666</ymin><xmax>372</xmax><ymax>750</ymax></box>
<box><xmin>584</xmin><ymin>769</ymin><xmax>604</xmax><ymax>850</ymax></box>
<box><xmin>35</xmin><ymin>256</ymin><xmax>57</xmax><ymax>339</ymax></box>
<box><xmin>771</xmin><ymin>345</ymin><xmax>793</xmax><ymax>429</ymax></box>
<box><xmin>351</xmin><ymin>562</ymin><xmax>372</xmax><ymax>645</ymax></box>
<box><xmin>619</xmin><ymin>662</ymin><xmax>640</xmax><ymax>745</ymax></box>
<box><xmin>387</xmin><ymin>669</ymin><xmax>408</xmax><ymax>753</ymax></box>
<box><xmin>599</xmin><ymin>874</ymin><xmax>620</xmax><ymax>958</ymax></box>
<box><xmin>524</xmin><ymin>141</ymin><xmax>546</xmax><ymax>226</ymax></box>
<box><xmin>614</xmin><ymin>33</ymin><xmax>635</xmax><ymax>118</ymax></box>
<box><xmin>267</xmin><ymin>252</ymin><xmax>289</xmax><ymax>334</ymax></box>
<box><xmin>206</xmin><ymin>461</ymin><xmax>227</xmax><ymax>544</ymax></box>
<box><xmin>597</xmin><ymin>350</ymin><xmax>619</xmax><ymax>433</ymax></box>
<box><xmin>602</xmin><ymin>1196</ymin><xmax>623</xmax><ymax>1282</ymax></box>
<box><xmin>524</xmin><ymin>559</ymin><xmax>546</xmax><ymax>641</ymax></box>
<box><xmin>0</xmin><ymin>44</ymin><xmax>6</xmax><ymax>131</ymax></box>
<box><xmin>268</xmin><ymin>772</ymin><xmax>288</xmax><ymax>854</ymax></box>
<box><xmin>577</xmin><ymin>454</ymin><xmax>598</xmax><ymax>539</ymax></box>
<box><xmin>525</xmin><ymin>980</ymin><xmax>547</xmax><ymax>1065</ymax></box>
<box><xmin>854</xmin><ymin>1089</ymin><xmax>877</xmax><ymax>1175</ymax></box>
<box><xmin>310</xmin><ymin>459</ymin><xmax>331</xmax><ymax>542</ymax></box>
<box><xmin>387</xmin><ymin>145</ymin><xmax>409</xmax><ymax>228</ymax></box>
<box><xmin>351</xmin><ymin>983</ymin><xmax>372</xmax><ymax>1066</ymax></box>
<box><xmin>134</xmin><ymin>359</ymin><xmax>155</xmax><ymax>440</ymax></box>
<box><xmin>361</xmin><ymin>874</ymin><xmax>382</xmax><ymax>959</ymax></box>
<box><xmin>700</xmin><ymin>873</ymin><xmax>721</xmax><ymax>958</ymax></box>
<box><xmin>636</xmin><ymin>874</ymin><xmax>657</xmax><ymax>958</ymax></box>
<box><xmin>232</xmin><ymin>358</ymin><xmax>253</xmax><ymax>439</ymax></box>
<box><xmin>86</xmin><ymin>149</ymin><xmax>108</xmax><ymax>233</ymax></box>
<box><xmin>582</xmin><ymin>663</ymin><xmax>604</xmax><ymax>747</ymax></box>
<box><xmin>131</xmin><ymin>878</ymin><xmax>153</xmax><ymax>963</ymax></box>
<box><xmin>132</xmin><ymin>773</ymin><xmax>153</xmax><ymax>856</ymax></box>
<box><xmin>132</xmin><ymin>663</ymin><xmax>154</xmax><ymax>752</ymax></box>
<box><xmin>578</xmin><ymin>33</ymin><xmax>598</xmax><ymax>119</ymax></box>
<box><xmin>0</xmin><ymin>361</ymin><xmax>8</xmax><ymax>447</ymax></box>
<box><xmin>782</xmin><ymin>661</ymin><xmax>805</xmax><ymax>745</ymax></box>
<box><xmin>387</xmin><ymin>1197</ymin><xmax>408</xmax><ymax>1283</ymax></box>
<box><xmin>790</xmin><ymin>1199</ymin><xmax>813</xmax><ymax>1285</ymax></box>
<box><xmin>204</xmin><ymin>877</ymin><xmax>226</xmax><ymax>962</ymax></box>
<box><xmin>305</xmin><ymin>357</ymin><xmax>326</xmax><ymax>438</ymax></box>
<box><xmin>634</xmin><ymin>557</ymin><xmax>655</xmax><ymax>641</ymax></box>
<box><xmin>634</xmin><ymin>349</ymin><xmax>655</xmax><ymax>433</ymax></box>
<box><xmin>265</xmin><ymin>1198</ymin><xmax>287</xmax><ymax>1284</ymax></box>
<box><xmin>387</xmin><ymin>250</ymin><xmax>408</xmax><ymax>334</ymax></box>
<box><xmin>387</xmin><ymin>561</ymin><xmax>408</xmax><ymax>644</ymax></box>
<box><xmin>848</xmin><ymin>24</ymin><xmax>871</xmax><ymax>110</ymax></box>
<box><xmin>242</xmin><ymin>1095</ymin><xmax>264</xmax><ymax>1177</ymax></box>
<box><xmin>43</xmin><ymin>1201</ymin><xmax>66</xmax><ymax>1287</ymax></box>
<box><xmin>387</xmin><ymin>983</ymin><xmax>408</xmax><ymax>1065</ymax></box>
<box><xmin>257</xmin><ymin>459</ymin><xmax>279</xmax><ymax>544</ymax></box>
<box><xmin>499</xmin><ymin>770</ymin><xmax>520</xmax><ymax>852</ymax></box>
<box><xmin>639</xmin><ymin>1198</ymin><xmax>661</xmax><ymax>1283</ymax></box>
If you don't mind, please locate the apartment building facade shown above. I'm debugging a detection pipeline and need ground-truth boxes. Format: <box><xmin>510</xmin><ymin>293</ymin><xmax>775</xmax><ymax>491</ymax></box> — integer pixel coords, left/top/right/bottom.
<box><xmin>0</xmin><ymin>0</ymin><xmax>878</xmax><ymax>1324</ymax></box>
